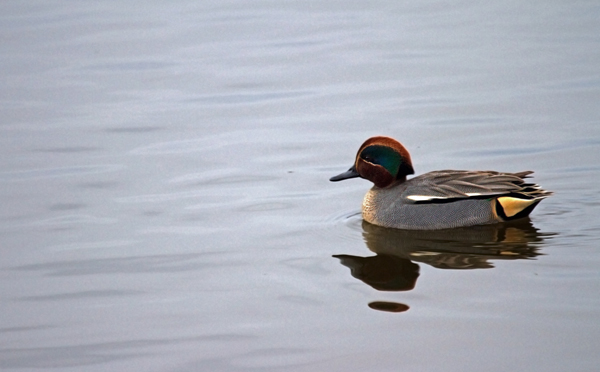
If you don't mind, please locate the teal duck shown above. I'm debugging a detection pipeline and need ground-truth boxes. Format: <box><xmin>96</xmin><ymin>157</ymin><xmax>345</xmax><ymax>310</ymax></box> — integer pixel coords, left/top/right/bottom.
<box><xmin>330</xmin><ymin>136</ymin><xmax>552</xmax><ymax>230</ymax></box>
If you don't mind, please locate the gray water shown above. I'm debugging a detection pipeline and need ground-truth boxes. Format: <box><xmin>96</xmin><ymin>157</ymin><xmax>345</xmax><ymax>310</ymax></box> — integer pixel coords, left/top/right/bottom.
<box><xmin>2</xmin><ymin>1</ymin><xmax>600</xmax><ymax>371</ymax></box>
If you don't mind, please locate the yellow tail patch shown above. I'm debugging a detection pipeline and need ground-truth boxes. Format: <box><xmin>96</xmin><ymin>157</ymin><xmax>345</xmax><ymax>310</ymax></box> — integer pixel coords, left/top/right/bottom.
<box><xmin>497</xmin><ymin>197</ymin><xmax>537</xmax><ymax>218</ymax></box>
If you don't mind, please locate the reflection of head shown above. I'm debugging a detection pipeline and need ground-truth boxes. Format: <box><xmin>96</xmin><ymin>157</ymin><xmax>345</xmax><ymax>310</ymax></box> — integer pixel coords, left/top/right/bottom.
<box><xmin>333</xmin><ymin>254</ymin><xmax>419</xmax><ymax>291</ymax></box>
<box><xmin>368</xmin><ymin>301</ymin><xmax>409</xmax><ymax>313</ymax></box>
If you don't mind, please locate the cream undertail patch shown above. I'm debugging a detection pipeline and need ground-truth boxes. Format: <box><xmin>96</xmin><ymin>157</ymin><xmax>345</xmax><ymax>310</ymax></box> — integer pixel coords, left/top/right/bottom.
<box><xmin>496</xmin><ymin>196</ymin><xmax>538</xmax><ymax>218</ymax></box>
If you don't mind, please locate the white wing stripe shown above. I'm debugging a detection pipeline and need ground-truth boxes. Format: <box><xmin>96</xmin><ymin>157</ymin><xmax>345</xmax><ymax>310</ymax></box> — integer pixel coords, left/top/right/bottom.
<box><xmin>406</xmin><ymin>195</ymin><xmax>448</xmax><ymax>201</ymax></box>
<box><xmin>407</xmin><ymin>192</ymin><xmax>484</xmax><ymax>201</ymax></box>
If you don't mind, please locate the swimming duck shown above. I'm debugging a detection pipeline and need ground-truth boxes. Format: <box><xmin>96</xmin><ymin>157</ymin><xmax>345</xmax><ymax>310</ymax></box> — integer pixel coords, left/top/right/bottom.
<box><xmin>330</xmin><ymin>136</ymin><xmax>552</xmax><ymax>230</ymax></box>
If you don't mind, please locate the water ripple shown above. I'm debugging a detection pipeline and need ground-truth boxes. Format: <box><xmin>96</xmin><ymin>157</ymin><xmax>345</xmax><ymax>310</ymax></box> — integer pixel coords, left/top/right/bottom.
<box><xmin>316</xmin><ymin>210</ymin><xmax>363</xmax><ymax>243</ymax></box>
<box><xmin>0</xmin><ymin>165</ymin><xmax>124</xmax><ymax>182</ymax></box>
<box><xmin>186</xmin><ymin>90</ymin><xmax>312</xmax><ymax>105</ymax></box>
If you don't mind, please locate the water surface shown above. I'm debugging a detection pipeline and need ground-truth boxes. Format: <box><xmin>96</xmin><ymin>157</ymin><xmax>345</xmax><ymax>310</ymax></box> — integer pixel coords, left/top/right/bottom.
<box><xmin>1</xmin><ymin>1</ymin><xmax>600</xmax><ymax>371</ymax></box>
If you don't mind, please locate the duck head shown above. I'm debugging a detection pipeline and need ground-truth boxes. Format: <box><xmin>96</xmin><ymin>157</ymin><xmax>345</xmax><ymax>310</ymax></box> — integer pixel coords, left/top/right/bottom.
<box><xmin>330</xmin><ymin>136</ymin><xmax>414</xmax><ymax>188</ymax></box>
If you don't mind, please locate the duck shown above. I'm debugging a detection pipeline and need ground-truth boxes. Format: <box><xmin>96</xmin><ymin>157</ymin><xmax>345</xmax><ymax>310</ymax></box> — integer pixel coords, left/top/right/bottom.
<box><xmin>330</xmin><ymin>136</ymin><xmax>552</xmax><ymax>230</ymax></box>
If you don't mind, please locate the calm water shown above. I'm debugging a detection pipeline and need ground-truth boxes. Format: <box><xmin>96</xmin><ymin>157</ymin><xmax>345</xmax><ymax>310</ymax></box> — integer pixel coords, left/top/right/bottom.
<box><xmin>2</xmin><ymin>1</ymin><xmax>600</xmax><ymax>371</ymax></box>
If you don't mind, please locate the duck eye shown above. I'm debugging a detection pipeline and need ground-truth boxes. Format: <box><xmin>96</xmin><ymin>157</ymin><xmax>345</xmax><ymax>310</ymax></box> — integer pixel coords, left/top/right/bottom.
<box><xmin>363</xmin><ymin>155</ymin><xmax>374</xmax><ymax>163</ymax></box>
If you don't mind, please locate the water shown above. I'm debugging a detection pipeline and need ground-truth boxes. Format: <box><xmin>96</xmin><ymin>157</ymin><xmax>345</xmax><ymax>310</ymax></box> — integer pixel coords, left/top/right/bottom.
<box><xmin>1</xmin><ymin>1</ymin><xmax>600</xmax><ymax>371</ymax></box>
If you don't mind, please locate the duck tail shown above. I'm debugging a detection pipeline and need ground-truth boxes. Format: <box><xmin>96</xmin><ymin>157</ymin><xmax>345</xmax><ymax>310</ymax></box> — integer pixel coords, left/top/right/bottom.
<box><xmin>494</xmin><ymin>185</ymin><xmax>552</xmax><ymax>220</ymax></box>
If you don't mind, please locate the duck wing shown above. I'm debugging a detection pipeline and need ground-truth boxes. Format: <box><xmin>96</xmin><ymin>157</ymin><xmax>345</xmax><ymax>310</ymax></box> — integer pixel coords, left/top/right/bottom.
<box><xmin>402</xmin><ymin>170</ymin><xmax>550</xmax><ymax>204</ymax></box>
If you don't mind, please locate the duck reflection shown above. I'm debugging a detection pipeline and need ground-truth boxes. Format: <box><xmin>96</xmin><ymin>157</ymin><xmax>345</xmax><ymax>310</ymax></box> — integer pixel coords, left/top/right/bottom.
<box><xmin>334</xmin><ymin>218</ymin><xmax>554</xmax><ymax>312</ymax></box>
<box><xmin>334</xmin><ymin>254</ymin><xmax>419</xmax><ymax>291</ymax></box>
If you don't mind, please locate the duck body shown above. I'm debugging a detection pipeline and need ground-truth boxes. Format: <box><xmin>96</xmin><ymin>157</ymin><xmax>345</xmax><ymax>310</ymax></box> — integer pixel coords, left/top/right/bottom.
<box><xmin>330</xmin><ymin>137</ymin><xmax>552</xmax><ymax>230</ymax></box>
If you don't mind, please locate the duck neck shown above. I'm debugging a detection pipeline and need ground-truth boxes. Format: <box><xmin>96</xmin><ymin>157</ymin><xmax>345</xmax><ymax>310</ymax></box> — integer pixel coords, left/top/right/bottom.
<box><xmin>374</xmin><ymin>176</ymin><xmax>406</xmax><ymax>190</ymax></box>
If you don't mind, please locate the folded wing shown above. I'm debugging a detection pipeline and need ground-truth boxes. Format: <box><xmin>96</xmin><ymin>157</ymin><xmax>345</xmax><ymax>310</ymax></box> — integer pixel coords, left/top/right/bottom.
<box><xmin>403</xmin><ymin>170</ymin><xmax>551</xmax><ymax>204</ymax></box>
